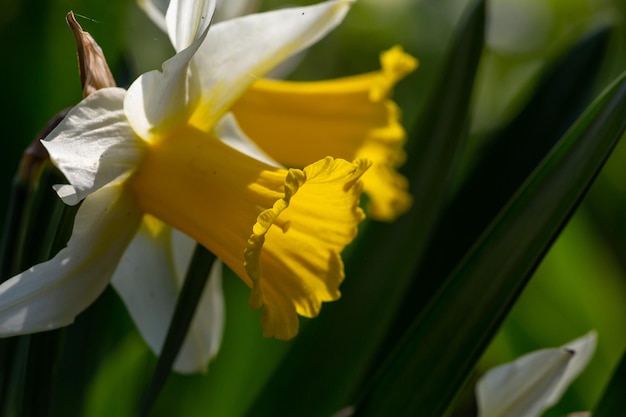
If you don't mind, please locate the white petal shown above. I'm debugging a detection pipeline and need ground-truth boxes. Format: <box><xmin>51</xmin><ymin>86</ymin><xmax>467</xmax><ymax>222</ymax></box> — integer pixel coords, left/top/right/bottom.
<box><xmin>183</xmin><ymin>259</ymin><xmax>224</xmax><ymax>373</ymax></box>
<box><xmin>0</xmin><ymin>182</ymin><xmax>142</xmax><ymax>336</ymax></box>
<box><xmin>477</xmin><ymin>350</ymin><xmax>571</xmax><ymax>417</ymax></box>
<box><xmin>43</xmin><ymin>88</ymin><xmax>144</xmax><ymax>205</ymax></box>
<box><xmin>125</xmin><ymin>25</ymin><xmax>208</xmax><ymax>139</ymax></box>
<box><xmin>189</xmin><ymin>0</ymin><xmax>353</xmax><ymax>130</ymax></box>
<box><xmin>166</xmin><ymin>0</ymin><xmax>216</xmax><ymax>51</ymax></box>
<box><xmin>137</xmin><ymin>0</ymin><xmax>168</xmax><ymax>33</ymax></box>
<box><xmin>544</xmin><ymin>331</ymin><xmax>597</xmax><ymax>407</ymax></box>
<box><xmin>215</xmin><ymin>113</ymin><xmax>279</xmax><ymax>167</ymax></box>
<box><xmin>171</xmin><ymin>226</ymin><xmax>196</xmax><ymax>278</ymax></box>
<box><xmin>170</xmin><ymin>227</ymin><xmax>227</xmax><ymax>368</ymax></box>
<box><xmin>476</xmin><ymin>332</ymin><xmax>597</xmax><ymax>417</ymax></box>
<box><xmin>111</xmin><ymin>219</ymin><xmax>224</xmax><ymax>374</ymax></box>
<box><xmin>214</xmin><ymin>0</ymin><xmax>259</xmax><ymax>22</ymax></box>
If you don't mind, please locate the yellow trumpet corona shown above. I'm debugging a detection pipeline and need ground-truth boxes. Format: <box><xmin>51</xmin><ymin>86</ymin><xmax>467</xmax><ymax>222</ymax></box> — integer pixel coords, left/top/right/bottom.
<box><xmin>132</xmin><ymin>125</ymin><xmax>369</xmax><ymax>339</ymax></box>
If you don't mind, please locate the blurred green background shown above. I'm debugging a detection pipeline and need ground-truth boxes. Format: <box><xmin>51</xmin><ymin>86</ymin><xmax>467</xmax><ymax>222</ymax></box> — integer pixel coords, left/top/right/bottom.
<box><xmin>0</xmin><ymin>0</ymin><xmax>625</xmax><ymax>416</ymax></box>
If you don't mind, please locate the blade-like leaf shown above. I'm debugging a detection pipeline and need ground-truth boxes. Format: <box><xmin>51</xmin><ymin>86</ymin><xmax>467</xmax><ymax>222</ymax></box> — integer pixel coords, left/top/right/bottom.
<box><xmin>352</xmin><ymin>72</ymin><xmax>626</xmax><ymax>417</ymax></box>
<box><xmin>0</xmin><ymin>121</ymin><xmax>73</xmax><ymax>417</ymax></box>
<box><xmin>245</xmin><ymin>1</ymin><xmax>485</xmax><ymax>416</ymax></box>
<box><xmin>375</xmin><ymin>24</ymin><xmax>614</xmax><ymax>375</ymax></box>
<box><xmin>593</xmin><ymin>346</ymin><xmax>626</xmax><ymax>417</ymax></box>
<box><xmin>21</xmin><ymin>177</ymin><xmax>77</xmax><ymax>417</ymax></box>
<box><xmin>413</xmin><ymin>25</ymin><xmax>612</xmax><ymax>309</ymax></box>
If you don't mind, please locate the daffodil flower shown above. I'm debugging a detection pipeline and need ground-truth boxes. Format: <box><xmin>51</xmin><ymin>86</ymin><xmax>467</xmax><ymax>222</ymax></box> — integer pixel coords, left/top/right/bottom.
<box><xmin>121</xmin><ymin>0</ymin><xmax>365</xmax><ymax>373</ymax></box>
<box><xmin>130</xmin><ymin>0</ymin><xmax>413</xmax><ymax>372</ymax></box>
<box><xmin>476</xmin><ymin>331</ymin><xmax>597</xmax><ymax>417</ymax></box>
<box><xmin>0</xmin><ymin>0</ymin><xmax>367</xmax><ymax>373</ymax></box>
<box><xmin>126</xmin><ymin>0</ymin><xmax>391</xmax><ymax>373</ymax></box>
<box><xmin>140</xmin><ymin>0</ymin><xmax>417</xmax><ymax>222</ymax></box>
<box><xmin>133</xmin><ymin>0</ymin><xmax>414</xmax><ymax>371</ymax></box>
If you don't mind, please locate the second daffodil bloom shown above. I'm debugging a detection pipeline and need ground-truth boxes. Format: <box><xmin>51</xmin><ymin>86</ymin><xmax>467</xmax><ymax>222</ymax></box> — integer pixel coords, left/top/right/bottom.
<box><xmin>140</xmin><ymin>0</ymin><xmax>418</xmax><ymax>222</ymax></box>
<box><xmin>231</xmin><ymin>47</ymin><xmax>417</xmax><ymax>221</ymax></box>
<box><xmin>0</xmin><ymin>0</ymin><xmax>368</xmax><ymax>365</ymax></box>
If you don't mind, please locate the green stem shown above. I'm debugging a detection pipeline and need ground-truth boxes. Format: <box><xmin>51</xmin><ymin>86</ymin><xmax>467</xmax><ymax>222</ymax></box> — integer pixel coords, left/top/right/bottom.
<box><xmin>0</xmin><ymin>109</ymin><xmax>70</xmax><ymax>416</ymax></box>
<box><xmin>138</xmin><ymin>244</ymin><xmax>217</xmax><ymax>417</ymax></box>
<box><xmin>20</xmin><ymin>195</ymin><xmax>78</xmax><ymax>417</ymax></box>
<box><xmin>0</xmin><ymin>177</ymin><xmax>30</xmax><ymax>280</ymax></box>
<box><xmin>0</xmin><ymin>174</ymin><xmax>32</xmax><ymax>416</ymax></box>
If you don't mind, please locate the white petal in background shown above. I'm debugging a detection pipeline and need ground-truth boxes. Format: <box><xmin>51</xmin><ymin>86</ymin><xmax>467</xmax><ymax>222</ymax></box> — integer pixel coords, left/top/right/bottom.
<box><xmin>137</xmin><ymin>0</ymin><xmax>169</xmax><ymax>33</ymax></box>
<box><xmin>214</xmin><ymin>0</ymin><xmax>259</xmax><ymax>22</ymax></box>
<box><xmin>138</xmin><ymin>0</ymin><xmax>259</xmax><ymax>34</ymax></box>
<box><xmin>111</xmin><ymin>218</ymin><xmax>224</xmax><ymax>374</ymax></box>
<box><xmin>189</xmin><ymin>0</ymin><xmax>354</xmax><ymax>130</ymax></box>
<box><xmin>43</xmin><ymin>88</ymin><xmax>145</xmax><ymax>206</ymax></box>
<box><xmin>0</xmin><ymin>182</ymin><xmax>142</xmax><ymax>336</ymax></box>
<box><xmin>165</xmin><ymin>0</ymin><xmax>216</xmax><ymax>51</ymax></box>
<box><xmin>476</xmin><ymin>331</ymin><xmax>597</xmax><ymax>417</ymax></box>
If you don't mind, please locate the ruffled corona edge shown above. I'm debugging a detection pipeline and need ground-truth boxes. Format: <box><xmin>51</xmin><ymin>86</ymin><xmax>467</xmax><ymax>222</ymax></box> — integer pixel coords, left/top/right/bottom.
<box><xmin>360</xmin><ymin>46</ymin><xmax>417</xmax><ymax>221</ymax></box>
<box><xmin>244</xmin><ymin>157</ymin><xmax>369</xmax><ymax>339</ymax></box>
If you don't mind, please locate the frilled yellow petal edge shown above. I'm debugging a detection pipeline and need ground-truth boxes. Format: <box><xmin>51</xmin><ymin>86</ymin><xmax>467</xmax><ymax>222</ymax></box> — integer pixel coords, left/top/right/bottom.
<box><xmin>245</xmin><ymin>157</ymin><xmax>369</xmax><ymax>339</ymax></box>
<box><xmin>231</xmin><ymin>45</ymin><xmax>418</xmax><ymax>222</ymax></box>
<box><xmin>131</xmin><ymin>125</ymin><xmax>369</xmax><ymax>339</ymax></box>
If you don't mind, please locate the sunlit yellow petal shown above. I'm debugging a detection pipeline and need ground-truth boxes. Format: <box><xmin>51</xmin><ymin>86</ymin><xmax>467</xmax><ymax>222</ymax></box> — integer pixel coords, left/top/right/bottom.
<box><xmin>131</xmin><ymin>125</ymin><xmax>368</xmax><ymax>339</ymax></box>
<box><xmin>232</xmin><ymin>45</ymin><xmax>418</xmax><ymax>221</ymax></box>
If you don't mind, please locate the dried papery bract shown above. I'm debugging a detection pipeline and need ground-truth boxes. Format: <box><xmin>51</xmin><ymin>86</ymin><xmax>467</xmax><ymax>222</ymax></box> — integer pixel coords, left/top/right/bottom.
<box><xmin>14</xmin><ymin>12</ymin><xmax>114</xmax><ymax>190</ymax></box>
<box><xmin>66</xmin><ymin>11</ymin><xmax>116</xmax><ymax>98</ymax></box>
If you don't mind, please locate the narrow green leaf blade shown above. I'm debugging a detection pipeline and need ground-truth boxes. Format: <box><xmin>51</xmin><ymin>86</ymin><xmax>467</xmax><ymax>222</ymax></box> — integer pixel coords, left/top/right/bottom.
<box><xmin>416</xmin><ymin>25</ymin><xmax>612</xmax><ymax>299</ymax></box>
<box><xmin>21</xmin><ymin>174</ymin><xmax>77</xmax><ymax>417</ymax></box>
<box><xmin>353</xmin><ymin>72</ymin><xmax>626</xmax><ymax>417</ymax></box>
<box><xmin>375</xmin><ymin>24</ymin><xmax>613</xmax><ymax>375</ymax></box>
<box><xmin>245</xmin><ymin>1</ymin><xmax>486</xmax><ymax>416</ymax></box>
<box><xmin>593</xmin><ymin>346</ymin><xmax>626</xmax><ymax>417</ymax></box>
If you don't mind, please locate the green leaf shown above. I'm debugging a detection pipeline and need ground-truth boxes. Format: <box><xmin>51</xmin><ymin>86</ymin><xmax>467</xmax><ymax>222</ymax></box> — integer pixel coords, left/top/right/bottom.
<box><xmin>51</xmin><ymin>288</ymin><xmax>141</xmax><ymax>417</ymax></box>
<box><xmin>593</xmin><ymin>346</ymin><xmax>626</xmax><ymax>417</ymax></box>
<box><xmin>352</xmin><ymin>72</ymin><xmax>626</xmax><ymax>417</ymax></box>
<box><xmin>376</xmin><ymin>24</ymin><xmax>614</xmax><ymax>369</ymax></box>
<box><xmin>0</xmin><ymin>141</ymin><xmax>75</xmax><ymax>417</ymax></box>
<box><xmin>416</xmin><ymin>25</ymin><xmax>612</xmax><ymax>298</ymax></box>
<box><xmin>21</xmin><ymin>188</ymin><xmax>77</xmax><ymax>417</ymax></box>
<box><xmin>244</xmin><ymin>1</ymin><xmax>485</xmax><ymax>416</ymax></box>
<box><xmin>83</xmin><ymin>332</ymin><xmax>155</xmax><ymax>417</ymax></box>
